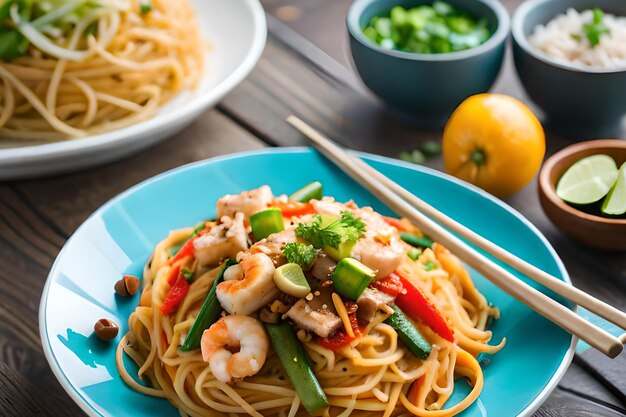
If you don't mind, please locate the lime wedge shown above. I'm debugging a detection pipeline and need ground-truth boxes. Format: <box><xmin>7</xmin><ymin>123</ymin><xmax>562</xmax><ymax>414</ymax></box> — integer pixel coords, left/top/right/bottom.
<box><xmin>602</xmin><ymin>162</ymin><xmax>626</xmax><ymax>216</ymax></box>
<box><xmin>556</xmin><ymin>155</ymin><xmax>618</xmax><ymax>204</ymax></box>
<box><xmin>274</xmin><ymin>263</ymin><xmax>311</xmax><ymax>298</ymax></box>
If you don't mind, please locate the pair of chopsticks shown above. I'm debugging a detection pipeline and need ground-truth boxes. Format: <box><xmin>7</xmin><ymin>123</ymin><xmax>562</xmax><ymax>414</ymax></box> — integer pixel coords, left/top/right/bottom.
<box><xmin>287</xmin><ymin>115</ymin><xmax>626</xmax><ymax>359</ymax></box>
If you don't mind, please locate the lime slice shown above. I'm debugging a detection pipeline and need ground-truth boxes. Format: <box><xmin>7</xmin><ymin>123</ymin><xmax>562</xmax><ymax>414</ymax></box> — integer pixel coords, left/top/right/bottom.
<box><xmin>602</xmin><ymin>162</ymin><xmax>626</xmax><ymax>216</ymax></box>
<box><xmin>274</xmin><ymin>263</ymin><xmax>311</xmax><ymax>298</ymax></box>
<box><xmin>556</xmin><ymin>155</ymin><xmax>618</xmax><ymax>204</ymax></box>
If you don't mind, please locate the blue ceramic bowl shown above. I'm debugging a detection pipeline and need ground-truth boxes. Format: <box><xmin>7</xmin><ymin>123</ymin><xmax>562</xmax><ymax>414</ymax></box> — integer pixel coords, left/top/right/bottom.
<box><xmin>40</xmin><ymin>148</ymin><xmax>575</xmax><ymax>417</ymax></box>
<box><xmin>512</xmin><ymin>0</ymin><xmax>626</xmax><ymax>138</ymax></box>
<box><xmin>347</xmin><ymin>0</ymin><xmax>509</xmax><ymax>127</ymax></box>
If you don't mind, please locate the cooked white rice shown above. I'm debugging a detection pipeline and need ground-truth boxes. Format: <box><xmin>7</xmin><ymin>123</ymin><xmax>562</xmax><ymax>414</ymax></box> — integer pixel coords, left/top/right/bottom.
<box><xmin>528</xmin><ymin>8</ymin><xmax>626</xmax><ymax>70</ymax></box>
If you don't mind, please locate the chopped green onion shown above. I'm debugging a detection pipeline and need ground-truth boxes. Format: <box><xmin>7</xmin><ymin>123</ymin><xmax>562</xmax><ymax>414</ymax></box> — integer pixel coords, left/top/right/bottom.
<box><xmin>424</xmin><ymin>261</ymin><xmax>437</xmax><ymax>271</ymax></box>
<box><xmin>250</xmin><ymin>208</ymin><xmax>284</xmax><ymax>241</ymax></box>
<box><xmin>290</xmin><ymin>181</ymin><xmax>323</xmax><ymax>203</ymax></box>
<box><xmin>179</xmin><ymin>259</ymin><xmax>237</xmax><ymax>351</ymax></box>
<box><xmin>332</xmin><ymin>258</ymin><xmax>376</xmax><ymax>300</ymax></box>
<box><xmin>265</xmin><ymin>322</ymin><xmax>329</xmax><ymax>414</ymax></box>
<box><xmin>323</xmin><ymin>240</ymin><xmax>355</xmax><ymax>262</ymax></box>
<box><xmin>408</xmin><ymin>248</ymin><xmax>423</xmax><ymax>261</ymax></box>
<box><xmin>400</xmin><ymin>232</ymin><xmax>434</xmax><ymax>248</ymax></box>
<box><xmin>420</xmin><ymin>141</ymin><xmax>442</xmax><ymax>157</ymax></box>
<box><xmin>362</xmin><ymin>2</ymin><xmax>491</xmax><ymax>54</ymax></box>
<box><xmin>400</xmin><ymin>149</ymin><xmax>426</xmax><ymax>165</ymax></box>
<box><xmin>181</xmin><ymin>267</ymin><xmax>193</xmax><ymax>282</ymax></box>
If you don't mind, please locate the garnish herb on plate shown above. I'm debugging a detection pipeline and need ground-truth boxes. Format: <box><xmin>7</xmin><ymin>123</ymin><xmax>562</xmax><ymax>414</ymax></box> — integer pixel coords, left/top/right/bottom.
<box><xmin>140</xmin><ymin>0</ymin><xmax>153</xmax><ymax>15</ymax></box>
<box><xmin>583</xmin><ymin>8</ymin><xmax>611</xmax><ymax>47</ymax></box>
<box><xmin>282</xmin><ymin>242</ymin><xmax>319</xmax><ymax>270</ymax></box>
<box><xmin>295</xmin><ymin>211</ymin><xmax>366</xmax><ymax>249</ymax></box>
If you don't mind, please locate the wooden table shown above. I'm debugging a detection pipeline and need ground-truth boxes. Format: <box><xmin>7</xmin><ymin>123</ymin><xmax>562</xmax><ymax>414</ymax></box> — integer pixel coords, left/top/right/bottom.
<box><xmin>1</xmin><ymin>1</ymin><xmax>625</xmax><ymax>415</ymax></box>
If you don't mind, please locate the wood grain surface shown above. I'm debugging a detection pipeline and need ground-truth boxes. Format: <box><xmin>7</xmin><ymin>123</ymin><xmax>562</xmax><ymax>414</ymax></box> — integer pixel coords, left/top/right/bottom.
<box><xmin>0</xmin><ymin>0</ymin><xmax>624</xmax><ymax>416</ymax></box>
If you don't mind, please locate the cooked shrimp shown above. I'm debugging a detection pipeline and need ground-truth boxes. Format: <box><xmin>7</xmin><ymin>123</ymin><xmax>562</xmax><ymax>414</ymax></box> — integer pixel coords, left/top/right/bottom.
<box><xmin>216</xmin><ymin>252</ymin><xmax>279</xmax><ymax>315</ymax></box>
<box><xmin>217</xmin><ymin>185</ymin><xmax>274</xmax><ymax>221</ymax></box>
<box><xmin>193</xmin><ymin>213</ymin><xmax>249</xmax><ymax>267</ymax></box>
<box><xmin>312</xmin><ymin>198</ymin><xmax>404</xmax><ymax>278</ymax></box>
<box><xmin>201</xmin><ymin>315</ymin><xmax>269</xmax><ymax>383</ymax></box>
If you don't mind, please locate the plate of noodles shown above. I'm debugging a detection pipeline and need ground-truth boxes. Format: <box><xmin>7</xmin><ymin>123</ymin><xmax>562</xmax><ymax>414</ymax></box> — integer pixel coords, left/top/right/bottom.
<box><xmin>40</xmin><ymin>148</ymin><xmax>575</xmax><ymax>417</ymax></box>
<box><xmin>0</xmin><ymin>0</ymin><xmax>266</xmax><ymax>179</ymax></box>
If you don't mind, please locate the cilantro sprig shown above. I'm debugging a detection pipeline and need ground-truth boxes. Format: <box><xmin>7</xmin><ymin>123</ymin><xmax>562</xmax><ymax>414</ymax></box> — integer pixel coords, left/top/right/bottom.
<box><xmin>583</xmin><ymin>8</ymin><xmax>611</xmax><ymax>47</ymax></box>
<box><xmin>140</xmin><ymin>0</ymin><xmax>153</xmax><ymax>15</ymax></box>
<box><xmin>282</xmin><ymin>243</ymin><xmax>318</xmax><ymax>270</ymax></box>
<box><xmin>295</xmin><ymin>211</ymin><xmax>366</xmax><ymax>249</ymax></box>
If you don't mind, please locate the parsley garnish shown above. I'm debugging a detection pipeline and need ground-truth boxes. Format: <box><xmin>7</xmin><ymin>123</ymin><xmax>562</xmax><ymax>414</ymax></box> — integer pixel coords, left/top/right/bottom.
<box><xmin>583</xmin><ymin>8</ymin><xmax>610</xmax><ymax>47</ymax></box>
<box><xmin>295</xmin><ymin>211</ymin><xmax>366</xmax><ymax>249</ymax></box>
<box><xmin>282</xmin><ymin>243</ymin><xmax>318</xmax><ymax>269</ymax></box>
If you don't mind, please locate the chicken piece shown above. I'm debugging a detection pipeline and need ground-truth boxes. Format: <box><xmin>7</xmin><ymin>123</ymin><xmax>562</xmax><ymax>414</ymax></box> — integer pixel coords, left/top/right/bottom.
<box><xmin>356</xmin><ymin>287</ymin><xmax>395</xmax><ymax>324</ymax></box>
<box><xmin>312</xmin><ymin>198</ymin><xmax>404</xmax><ymax>279</ymax></box>
<box><xmin>250</xmin><ymin>227</ymin><xmax>297</xmax><ymax>266</ymax></box>
<box><xmin>217</xmin><ymin>186</ymin><xmax>274</xmax><ymax>221</ymax></box>
<box><xmin>286</xmin><ymin>299</ymin><xmax>343</xmax><ymax>339</ymax></box>
<box><xmin>193</xmin><ymin>213</ymin><xmax>248</xmax><ymax>267</ymax></box>
<box><xmin>310</xmin><ymin>253</ymin><xmax>336</xmax><ymax>281</ymax></box>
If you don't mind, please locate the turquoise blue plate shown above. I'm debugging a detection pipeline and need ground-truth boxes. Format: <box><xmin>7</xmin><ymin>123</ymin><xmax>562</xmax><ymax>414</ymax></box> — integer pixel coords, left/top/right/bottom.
<box><xmin>40</xmin><ymin>148</ymin><xmax>575</xmax><ymax>417</ymax></box>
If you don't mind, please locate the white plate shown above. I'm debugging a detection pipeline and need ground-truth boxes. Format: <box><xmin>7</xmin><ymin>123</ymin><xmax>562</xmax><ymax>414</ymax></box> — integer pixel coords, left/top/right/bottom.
<box><xmin>0</xmin><ymin>0</ymin><xmax>266</xmax><ymax>180</ymax></box>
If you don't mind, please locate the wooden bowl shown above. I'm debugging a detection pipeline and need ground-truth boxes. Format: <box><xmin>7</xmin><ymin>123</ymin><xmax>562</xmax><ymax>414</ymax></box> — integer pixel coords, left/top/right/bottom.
<box><xmin>538</xmin><ymin>140</ymin><xmax>626</xmax><ymax>250</ymax></box>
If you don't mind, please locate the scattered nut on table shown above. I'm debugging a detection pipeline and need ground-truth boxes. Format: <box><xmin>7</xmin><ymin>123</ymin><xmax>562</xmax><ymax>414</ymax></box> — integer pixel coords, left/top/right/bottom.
<box><xmin>94</xmin><ymin>318</ymin><xmax>119</xmax><ymax>341</ymax></box>
<box><xmin>114</xmin><ymin>275</ymin><xmax>140</xmax><ymax>296</ymax></box>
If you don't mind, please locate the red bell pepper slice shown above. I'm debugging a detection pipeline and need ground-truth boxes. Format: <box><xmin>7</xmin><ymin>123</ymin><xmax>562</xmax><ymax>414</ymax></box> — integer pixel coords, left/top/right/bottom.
<box><xmin>370</xmin><ymin>273</ymin><xmax>404</xmax><ymax>297</ymax></box>
<box><xmin>160</xmin><ymin>271</ymin><xmax>190</xmax><ymax>316</ymax></box>
<box><xmin>382</xmin><ymin>216</ymin><xmax>410</xmax><ymax>232</ymax></box>
<box><xmin>318</xmin><ymin>313</ymin><xmax>362</xmax><ymax>351</ymax></box>
<box><xmin>167</xmin><ymin>224</ymin><xmax>211</xmax><ymax>266</ymax></box>
<box><xmin>392</xmin><ymin>272</ymin><xmax>455</xmax><ymax>342</ymax></box>
<box><xmin>271</xmin><ymin>200</ymin><xmax>316</xmax><ymax>218</ymax></box>
<box><xmin>166</xmin><ymin>264</ymin><xmax>181</xmax><ymax>286</ymax></box>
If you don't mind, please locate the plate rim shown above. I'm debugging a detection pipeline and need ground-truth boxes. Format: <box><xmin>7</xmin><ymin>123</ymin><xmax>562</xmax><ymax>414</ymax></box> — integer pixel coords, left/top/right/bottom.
<box><xmin>0</xmin><ymin>0</ymin><xmax>267</xmax><ymax>164</ymax></box>
<box><xmin>39</xmin><ymin>146</ymin><xmax>577</xmax><ymax>417</ymax></box>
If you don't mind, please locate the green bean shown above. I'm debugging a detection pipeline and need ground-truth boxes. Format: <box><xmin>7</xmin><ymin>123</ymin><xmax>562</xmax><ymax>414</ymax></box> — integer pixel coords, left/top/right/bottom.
<box><xmin>400</xmin><ymin>232</ymin><xmax>434</xmax><ymax>248</ymax></box>
<box><xmin>179</xmin><ymin>259</ymin><xmax>237</xmax><ymax>351</ymax></box>
<box><xmin>265</xmin><ymin>322</ymin><xmax>329</xmax><ymax>413</ymax></box>
<box><xmin>385</xmin><ymin>305</ymin><xmax>432</xmax><ymax>359</ymax></box>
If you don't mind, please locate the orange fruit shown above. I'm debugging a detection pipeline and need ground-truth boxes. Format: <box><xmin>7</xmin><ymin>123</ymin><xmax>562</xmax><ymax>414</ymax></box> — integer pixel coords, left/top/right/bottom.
<box><xmin>442</xmin><ymin>94</ymin><xmax>545</xmax><ymax>198</ymax></box>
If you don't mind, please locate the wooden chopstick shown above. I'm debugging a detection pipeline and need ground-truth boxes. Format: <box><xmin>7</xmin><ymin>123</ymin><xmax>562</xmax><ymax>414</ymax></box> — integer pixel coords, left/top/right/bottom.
<box><xmin>287</xmin><ymin>115</ymin><xmax>625</xmax><ymax>358</ymax></box>
<box><xmin>351</xmin><ymin>149</ymin><xmax>626</xmax><ymax>330</ymax></box>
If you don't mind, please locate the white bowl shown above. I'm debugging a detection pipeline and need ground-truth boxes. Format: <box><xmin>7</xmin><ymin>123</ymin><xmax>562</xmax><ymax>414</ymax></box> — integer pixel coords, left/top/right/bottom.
<box><xmin>0</xmin><ymin>0</ymin><xmax>267</xmax><ymax>180</ymax></box>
